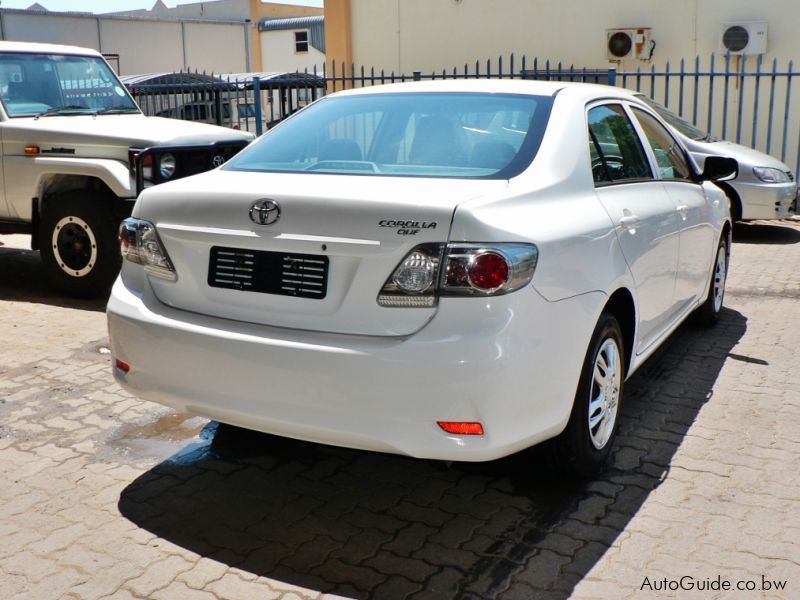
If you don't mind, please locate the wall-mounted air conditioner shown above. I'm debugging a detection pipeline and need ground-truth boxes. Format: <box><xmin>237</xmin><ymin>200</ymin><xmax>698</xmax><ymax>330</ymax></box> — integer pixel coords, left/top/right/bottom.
<box><xmin>719</xmin><ymin>22</ymin><xmax>767</xmax><ymax>55</ymax></box>
<box><xmin>606</xmin><ymin>28</ymin><xmax>653</xmax><ymax>60</ymax></box>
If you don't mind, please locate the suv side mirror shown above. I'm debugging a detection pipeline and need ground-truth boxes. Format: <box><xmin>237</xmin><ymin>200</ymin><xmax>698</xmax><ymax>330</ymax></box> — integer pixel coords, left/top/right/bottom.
<box><xmin>701</xmin><ymin>156</ymin><xmax>738</xmax><ymax>182</ymax></box>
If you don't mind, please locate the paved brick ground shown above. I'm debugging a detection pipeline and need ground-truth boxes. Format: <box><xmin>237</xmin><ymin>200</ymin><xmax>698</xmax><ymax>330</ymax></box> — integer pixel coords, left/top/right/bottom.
<box><xmin>1</xmin><ymin>221</ymin><xmax>799</xmax><ymax>599</ymax></box>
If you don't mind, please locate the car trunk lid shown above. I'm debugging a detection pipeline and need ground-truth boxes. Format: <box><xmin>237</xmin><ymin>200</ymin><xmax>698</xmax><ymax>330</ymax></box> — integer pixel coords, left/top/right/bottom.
<box><xmin>138</xmin><ymin>170</ymin><xmax>507</xmax><ymax>336</ymax></box>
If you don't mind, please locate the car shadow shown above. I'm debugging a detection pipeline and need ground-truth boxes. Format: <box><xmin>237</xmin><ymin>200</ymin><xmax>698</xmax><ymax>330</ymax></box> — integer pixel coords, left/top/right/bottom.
<box><xmin>732</xmin><ymin>220</ymin><xmax>800</xmax><ymax>245</ymax></box>
<box><xmin>118</xmin><ymin>309</ymin><xmax>747</xmax><ymax>599</ymax></box>
<box><xmin>0</xmin><ymin>243</ymin><xmax>107</xmax><ymax>312</ymax></box>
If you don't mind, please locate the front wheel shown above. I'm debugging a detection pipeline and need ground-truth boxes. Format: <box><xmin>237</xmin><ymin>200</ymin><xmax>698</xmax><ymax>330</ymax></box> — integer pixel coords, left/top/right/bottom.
<box><xmin>695</xmin><ymin>234</ymin><xmax>729</xmax><ymax>327</ymax></box>
<box><xmin>548</xmin><ymin>312</ymin><xmax>625</xmax><ymax>477</ymax></box>
<box><xmin>39</xmin><ymin>194</ymin><xmax>121</xmax><ymax>298</ymax></box>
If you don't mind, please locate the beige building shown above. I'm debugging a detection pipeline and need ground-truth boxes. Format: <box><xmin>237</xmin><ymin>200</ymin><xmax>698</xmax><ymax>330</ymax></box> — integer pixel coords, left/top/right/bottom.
<box><xmin>325</xmin><ymin>0</ymin><xmax>800</xmax><ymax>72</ymax></box>
<box><xmin>259</xmin><ymin>16</ymin><xmax>326</xmax><ymax>73</ymax></box>
<box><xmin>0</xmin><ymin>7</ymin><xmax>250</xmax><ymax>74</ymax></box>
<box><xmin>111</xmin><ymin>0</ymin><xmax>325</xmax><ymax>71</ymax></box>
<box><xmin>0</xmin><ymin>1</ymin><xmax>323</xmax><ymax>75</ymax></box>
<box><xmin>323</xmin><ymin>0</ymin><xmax>800</xmax><ymax>171</ymax></box>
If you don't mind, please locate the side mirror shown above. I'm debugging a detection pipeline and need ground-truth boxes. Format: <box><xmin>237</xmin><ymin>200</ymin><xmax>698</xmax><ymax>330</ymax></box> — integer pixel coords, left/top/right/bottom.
<box><xmin>701</xmin><ymin>156</ymin><xmax>738</xmax><ymax>182</ymax></box>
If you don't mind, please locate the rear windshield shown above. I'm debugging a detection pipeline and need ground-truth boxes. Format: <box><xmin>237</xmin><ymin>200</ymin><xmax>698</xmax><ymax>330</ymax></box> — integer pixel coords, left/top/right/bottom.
<box><xmin>226</xmin><ymin>92</ymin><xmax>554</xmax><ymax>179</ymax></box>
<box><xmin>637</xmin><ymin>95</ymin><xmax>708</xmax><ymax>141</ymax></box>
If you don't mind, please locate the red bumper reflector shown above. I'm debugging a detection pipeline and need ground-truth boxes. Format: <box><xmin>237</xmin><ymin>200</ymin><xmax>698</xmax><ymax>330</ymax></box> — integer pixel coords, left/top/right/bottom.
<box><xmin>437</xmin><ymin>421</ymin><xmax>484</xmax><ymax>435</ymax></box>
<box><xmin>114</xmin><ymin>359</ymin><xmax>130</xmax><ymax>374</ymax></box>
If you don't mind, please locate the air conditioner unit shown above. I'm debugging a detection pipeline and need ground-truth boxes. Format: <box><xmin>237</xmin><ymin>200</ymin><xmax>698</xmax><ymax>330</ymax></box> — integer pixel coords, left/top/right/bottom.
<box><xmin>606</xmin><ymin>28</ymin><xmax>653</xmax><ymax>60</ymax></box>
<box><xmin>719</xmin><ymin>22</ymin><xmax>767</xmax><ymax>55</ymax></box>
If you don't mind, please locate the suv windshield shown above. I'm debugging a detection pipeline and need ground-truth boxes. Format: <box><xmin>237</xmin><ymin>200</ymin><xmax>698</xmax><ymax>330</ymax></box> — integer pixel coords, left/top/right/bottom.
<box><xmin>0</xmin><ymin>52</ymin><xmax>139</xmax><ymax>117</ymax></box>
<box><xmin>227</xmin><ymin>92</ymin><xmax>553</xmax><ymax>179</ymax></box>
<box><xmin>636</xmin><ymin>94</ymin><xmax>710</xmax><ymax>141</ymax></box>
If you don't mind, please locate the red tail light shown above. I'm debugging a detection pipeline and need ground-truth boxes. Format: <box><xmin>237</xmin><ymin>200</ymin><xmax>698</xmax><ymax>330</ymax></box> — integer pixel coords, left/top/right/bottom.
<box><xmin>438</xmin><ymin>422</ymin><xmax>485</xmax><ymax>435</ymax></box>
<box><xmin>467</xmin><ymin>252</ymin><xmax>509</xmax><ymax>290</ymax></box>
<box><xmin>114</xmin><ymin>358</ymin><xmax>130</xmax><ymax>374</ymax></box>
<box><xmin>378</xmin><ymin>243</ymin><xmax>538</xmax><ymax>307</ymax></box>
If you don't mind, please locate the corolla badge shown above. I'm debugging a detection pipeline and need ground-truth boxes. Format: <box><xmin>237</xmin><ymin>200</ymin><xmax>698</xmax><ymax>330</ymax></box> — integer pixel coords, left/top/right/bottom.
<box><xmin>249</xmin><ymin>199</ymin><xmax>281</xmax><ymax>225</ymax></box>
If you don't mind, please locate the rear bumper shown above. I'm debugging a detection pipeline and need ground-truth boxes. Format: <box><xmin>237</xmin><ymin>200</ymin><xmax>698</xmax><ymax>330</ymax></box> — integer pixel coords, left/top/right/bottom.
<box><xmin>107</xmin><ymin>277</ymin><xmax>605</xmax><ymax>462</ymax></box>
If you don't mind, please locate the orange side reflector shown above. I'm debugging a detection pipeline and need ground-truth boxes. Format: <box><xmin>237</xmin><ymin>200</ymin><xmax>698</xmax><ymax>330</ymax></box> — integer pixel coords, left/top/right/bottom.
<box><xmin>114</xmin><ymin>359</ymin><xmax>130</xmax><ymax>374</ymax></box>
<box><xmin>24</xmin><ymin>146</ymin><xmax>40</xmax><ymax>155</ymax></box>
<box><xmin>438</xmin><ymin>421</ymin><xmax>484</xmax><ymax>435</ymax></box>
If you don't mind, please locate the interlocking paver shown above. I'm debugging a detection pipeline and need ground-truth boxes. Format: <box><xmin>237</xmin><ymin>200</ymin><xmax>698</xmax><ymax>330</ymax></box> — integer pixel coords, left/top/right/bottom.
<box><xmin>1</xmin><ymin>221</ymin><xmax>800</xmax><ymax>599</ymax></box>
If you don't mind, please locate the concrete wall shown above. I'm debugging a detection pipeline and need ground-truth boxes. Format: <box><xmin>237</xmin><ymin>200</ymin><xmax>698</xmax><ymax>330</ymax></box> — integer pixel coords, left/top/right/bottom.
<box><xmin>1</xmin><ymin>13</ymin><xmax>102</xmax><ymax>49</ymax></box>
<box><xmin>184</xmin><ymin>22</ymin><xmax>249</xmax><ymax>73</ymax></box>
<box><xmin>337</xmin><ymin>0</ymin><xmax>800</xmax><ymax>73</ymax></box>
<box><xmin>110</xmin><ymin>0</ymin><xmax>321</xmax><ymax>21</ymax></box>
<box><xmin>99</xmin><ymin>19</ymin><xmax>186</xmax><ymax>74</ymax></box>
<box><xmin>109</xmin><ymin>0</ymin><xmax>324</xmax><ymax>71</ymax></box>
<box><xmin>321</xmin><ymin>0</ymin><xmax>800</xmax><ymax>172</ymax></box>
<box><xmin>109</xmin><ymin>0</ymin><xmax>251</xmax><ymax>20</ymax></box>
<box><xmin>0</xmin><ymin>10</ymin><xmax>249</xmax><ymax>75</ymax></box>
<box><xmin>260</xmin><ymin>29</ymin><xmax>325</xmax><ymax>73</ymax></box>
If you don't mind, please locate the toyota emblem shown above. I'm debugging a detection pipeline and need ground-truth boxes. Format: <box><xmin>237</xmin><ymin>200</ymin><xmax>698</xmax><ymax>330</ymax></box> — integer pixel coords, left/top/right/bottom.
<box><xmin>249</xmin><ymin>199</ymin><xmax>281</xmax><ymax>226</ymax></box>
<box><xmin>211</xmin><ymin>154</ymin><xmax>226</xmax><ymax>167</ymax></box>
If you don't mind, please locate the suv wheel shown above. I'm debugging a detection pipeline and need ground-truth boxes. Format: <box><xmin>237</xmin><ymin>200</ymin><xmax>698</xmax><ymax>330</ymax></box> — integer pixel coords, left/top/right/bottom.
<box><xmin>39</xmin><ymin>193</ymin><xmax>121</xmax><ymax>298</ymax></box>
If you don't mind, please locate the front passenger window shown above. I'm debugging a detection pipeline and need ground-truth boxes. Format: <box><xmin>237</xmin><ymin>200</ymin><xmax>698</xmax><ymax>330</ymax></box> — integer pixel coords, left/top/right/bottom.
<box><xmin>632</xmin><ymin>108</ymin><xmax>693</xmax><ymax>181</ymax></box>
<box><xmin>587</xmin><ymin>105</ymin><xmax>652</xmax><ymax>185</ymax></box>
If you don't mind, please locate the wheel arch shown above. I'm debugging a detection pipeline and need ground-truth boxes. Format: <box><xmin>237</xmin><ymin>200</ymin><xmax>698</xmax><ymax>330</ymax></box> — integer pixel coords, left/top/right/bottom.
<box><xmin>715</xmin><ymin>180</ymin><xmax>742</xmax><ymax>222</ymax></box>
<box><xmin>602</xmin><ymin>288</ymin><xmax>636</xmax><ymax>377</ymax></box>
<box><xmin>32</xmin><ymin>175</ymin><xmax>129</xmax><ymax>250</ymax></box>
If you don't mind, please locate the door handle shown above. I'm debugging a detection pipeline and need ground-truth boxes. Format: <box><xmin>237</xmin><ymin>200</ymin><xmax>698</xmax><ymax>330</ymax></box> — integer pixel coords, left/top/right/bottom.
<box><xmin>676</xmin><ymin>204</ymin><xmax>689</xmax><ymax>221</ymax></box>
<box><xmin>619</xmin><ymin>215</ymin><xmax>640</xmax><ymax>231</ymax></box>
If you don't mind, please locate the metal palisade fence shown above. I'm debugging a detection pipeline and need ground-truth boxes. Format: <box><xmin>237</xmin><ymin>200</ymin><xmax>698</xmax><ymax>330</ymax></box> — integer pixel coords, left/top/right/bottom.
<box><xmin>124</xmin><ymin>53</ymin><xmax>800</xmax><ymax>175</ymax></box>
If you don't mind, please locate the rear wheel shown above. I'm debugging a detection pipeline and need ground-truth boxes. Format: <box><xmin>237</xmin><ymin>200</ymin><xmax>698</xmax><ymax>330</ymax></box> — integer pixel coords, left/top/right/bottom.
<box><xmin>696</xmin><ymin>234</ymin><xmax>729</xmax><ymax>327</ymax></box>
<box><xmin>549</xmin><ymin>312</ymin><xmax>625</xmax><ymax>477</ymax></box>
<box><xmin>39</xmin><ymin>193</ymin><xmax>121</xmax><ymax>298</ymax></box>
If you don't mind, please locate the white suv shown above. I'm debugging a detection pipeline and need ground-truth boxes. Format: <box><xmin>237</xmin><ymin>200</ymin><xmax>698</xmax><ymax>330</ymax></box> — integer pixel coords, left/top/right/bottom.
<box><xmin>0</xmin><ymin>41</ymin><xmax>253</xmax><ymax>297</ymax></box>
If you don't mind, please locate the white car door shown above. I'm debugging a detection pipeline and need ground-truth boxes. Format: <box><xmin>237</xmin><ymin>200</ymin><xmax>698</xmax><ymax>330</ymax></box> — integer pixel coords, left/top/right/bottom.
<box><xmin>588</xmin><ymin>104</ymin><xmax>682</xmax><ymax>354</ymax></box>
<box><xmin>631</xmin><ymin>107</ymin><xmax>717</xmax><ymax>308</ymax></box>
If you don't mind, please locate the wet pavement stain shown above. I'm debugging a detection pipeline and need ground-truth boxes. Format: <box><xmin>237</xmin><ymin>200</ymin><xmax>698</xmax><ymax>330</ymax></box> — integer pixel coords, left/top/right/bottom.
<box><xmin>105</xmin><ymin>412</ymin><xmax>211</xmax><ymax>466</ymax></box>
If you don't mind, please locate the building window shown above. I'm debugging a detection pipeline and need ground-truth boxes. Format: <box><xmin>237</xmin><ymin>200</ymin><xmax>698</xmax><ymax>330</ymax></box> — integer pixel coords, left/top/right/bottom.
<box><xmin>295</xmin><ymin>31</ymin><xmax>309</xmax><ymax>53</ymax></box>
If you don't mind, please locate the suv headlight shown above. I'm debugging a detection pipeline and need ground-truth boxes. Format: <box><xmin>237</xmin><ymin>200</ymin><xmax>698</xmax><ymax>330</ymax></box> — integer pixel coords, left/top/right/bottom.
<box><xmin>753</xmin><ymin>167</ymin><xmax>790</xmax><ymax>183</ymax></box>
<box><xmin>119</xmin><ymin>218</ymin><xmax>176</xmax><ymax>280</ymax></box>
<box><xmin>158</xmin><ymin>153</ymin><xmax>177</xmax><ymax>180</ymax></box>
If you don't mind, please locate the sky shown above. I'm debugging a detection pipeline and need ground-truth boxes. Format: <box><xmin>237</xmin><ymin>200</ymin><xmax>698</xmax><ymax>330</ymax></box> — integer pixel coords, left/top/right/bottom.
<box><xmin>0</xmin><ymin>0</ymin><xmax>322</xmax><ymax>12</ymax></box>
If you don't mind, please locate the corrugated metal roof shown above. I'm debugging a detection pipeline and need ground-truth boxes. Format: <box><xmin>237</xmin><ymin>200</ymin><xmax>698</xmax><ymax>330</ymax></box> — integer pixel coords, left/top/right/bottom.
<box><xmin>259</xmin><ymin>16</ymin><xmax>325</xmax><ymax>53</ymax></box>
<box><xmin>120</xmin><ymin>70</ymin><xmax>325</xmax><ymax>92</ymax></box>
<box><xmin>119</xmin><ymin>72</ymin><xmax>223</xmax><ymax>86</ymax></box>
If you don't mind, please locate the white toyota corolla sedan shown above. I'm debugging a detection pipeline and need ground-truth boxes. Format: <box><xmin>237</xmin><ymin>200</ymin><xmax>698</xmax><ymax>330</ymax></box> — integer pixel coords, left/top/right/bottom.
<box><xmin>107</xmin><ymin>80</ymin><xmax>737</xmax><ymax>475</ymax></box>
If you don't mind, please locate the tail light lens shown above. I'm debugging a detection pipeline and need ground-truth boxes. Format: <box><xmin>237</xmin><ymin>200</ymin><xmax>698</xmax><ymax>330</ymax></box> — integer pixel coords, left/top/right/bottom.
<box><xmin>141</xmin><ymin>154</ymin><xmax>154</xmax><ymax>181</ymax></box>
<box><xmin>377</xmin><ymin>243</ymin><xmax>537</xmax><ymax>307</ymax></box>
<box><xmin>119</xmin><ymin>217</ymin><xmax>177</xmax><ymax>281</ymax></box>
<box><xmin>393</xmin><ymin>250</ymin><xmax>436</xmax><ymax>292</ymax></box>
<box><xmin>468</xmin><ymin>252</ymin><xmax>509</xmax><ymax>290</ymax></box>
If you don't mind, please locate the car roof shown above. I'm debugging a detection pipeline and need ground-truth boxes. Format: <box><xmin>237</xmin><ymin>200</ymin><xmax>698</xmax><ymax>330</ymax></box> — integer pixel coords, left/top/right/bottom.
<box><xmin>331</xmin><ymin>78</ymin><xmax>641</xmax><ymax>102</ymax></box>
<box><xmin>0</xmin><ymin>40</ymin><xmax>103</xmax><ymax>58</ymax></box>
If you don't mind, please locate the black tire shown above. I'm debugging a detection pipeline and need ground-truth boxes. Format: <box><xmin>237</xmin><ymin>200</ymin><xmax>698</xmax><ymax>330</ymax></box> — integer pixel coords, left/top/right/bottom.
<box><xmin>549</xmin><ymin>312</ymin><xmax>625</xmax><ymax>477</ymax></box>
<box><xmin>39</xmin><ymin>193</ymin><xmax>121</xmax><ymax>298</ymax></box>
<box><xmin>729</xmin><ymin>193</ymin><xmax>742</xmax><ymax>223</ymax></box>
<box><xmin>696</xmin><ymin>234</ymin><xmax>729</xmax><ymax>327</ymax></box>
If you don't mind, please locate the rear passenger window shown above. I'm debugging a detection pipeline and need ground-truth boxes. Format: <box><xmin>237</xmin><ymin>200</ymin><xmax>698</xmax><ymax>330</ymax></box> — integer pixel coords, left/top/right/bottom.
<box><xmin>588</xmin><ymin>104</ymin><xmax>652</xmax><ymax>184</ymax></box>
<box><xmin>632</xmin><ymin>108</ymin><xmax>693</xmax><ymax>181</ymax></box>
